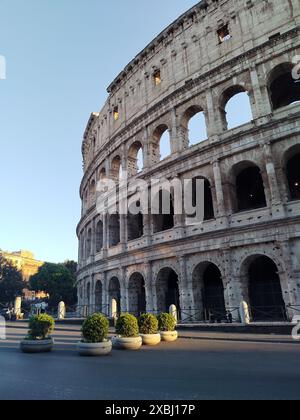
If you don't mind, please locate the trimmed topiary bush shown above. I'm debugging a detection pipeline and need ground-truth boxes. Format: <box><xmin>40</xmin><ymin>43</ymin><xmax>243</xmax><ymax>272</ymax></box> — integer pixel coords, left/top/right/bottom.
<box><xmin>138</xmin><ymin>313</ymin><xmax>159</xmax><ymax>335</ymax></box>
<box><xmin>27</xmin><ymin>314</ymin><xmax>55</xmax><ymax>340</ymax></box>
<box><xmin>157</xmin><ymin>313</ymin><xmax>177</xmax><ymax>332</ymax></box>
<box><xmin>81</xmin><ymin>313</ymin><xmax>109</xmax><ymax>343</ymax></box>
<box><xmin>115</xmin><ymin>314</ymin><xmax>139</xmax><ymax>338</ymax></box>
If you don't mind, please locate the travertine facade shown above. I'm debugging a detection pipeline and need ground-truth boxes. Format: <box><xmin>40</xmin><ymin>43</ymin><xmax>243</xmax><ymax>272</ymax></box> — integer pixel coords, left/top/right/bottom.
<box><xmin>77</xmin><ymin>0</ymin><xmax>300</xmax><ymax>322</ymax></box>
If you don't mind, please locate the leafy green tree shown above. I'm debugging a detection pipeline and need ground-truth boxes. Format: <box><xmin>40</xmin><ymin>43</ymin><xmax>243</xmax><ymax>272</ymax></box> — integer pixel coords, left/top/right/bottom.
<box><xmin>0</xmin><ymin>254</ymin><xmax>25</xmax><ymax>305</ymax></box>
<box><xmin>29</xmin><ymin>262</ymin><xmax>77</xmax><ymax>307</ymax></box>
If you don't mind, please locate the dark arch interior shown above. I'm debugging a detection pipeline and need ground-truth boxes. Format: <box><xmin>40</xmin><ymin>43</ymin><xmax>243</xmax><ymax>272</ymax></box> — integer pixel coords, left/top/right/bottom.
<box><xmin>287</xmin><ymin>153</ymin><xmax>300</xmax><ymax>200</ymax></box>
<box><xmin>270</xmin><ymin>69</ymin><xmax>300</xmax><ymax>110</ymax></box>
<box><xmin>128</xmin><ymin>273</ymin><xmax>146</xmax><ymax>316</ymax></box>
<box><xmin>202</xmin><ymin>264</ymin><xmax>226</xmax><ymax>321</ymax></box>
<box><xmin>128</xmin><ymin>211</ymin><xmax>144</xmax><ymax>241</ymax></box>
<box><xmin>153</xmin><ymin>190</ymin><xmax>174</xmax><ymax>233</ymax></box>
<box><xmin>109</xmin><ymin>277</ymin><xmax>121</xmax><ymax>314</ymax></box>
<box><xmin>248</xmin><ymin>256</ymin><xmax>286</xmax><ymax>321</ymax></box>
<box><xmin>96</xmin><ymin>221</ymin><xmax>103</xmax><ymax>252</ymax></box>
<box><xmin>109</xmin><ymin>214</ymin><xmax>120</xmax><ymax>247</ymax></box>
<box><xmin>157</xmin><ymin>268</ymin><xmax>181</xmax><ymax>314</ymax></box>
<box><xmin>191</xmin><ymin>177</ymin><xmax>215</xmax><ymax>221</ymax></box>
<box><xmin>236</xmin><ymin>166</ymin><xmax>267</xmax><ymax>211</ymax></box>
<box><xmin>95</xmin><ymin>281</ymin><xmax>102</xmax><ymax>312</ymax></box>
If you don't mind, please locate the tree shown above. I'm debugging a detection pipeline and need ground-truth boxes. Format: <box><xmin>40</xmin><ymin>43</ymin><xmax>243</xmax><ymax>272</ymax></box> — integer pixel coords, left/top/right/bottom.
<box><xmin>29</xmin><ymin>262</ymin><xmax>77</xmax><ymax>307</ymax></box>
<box><xmin>0</xmin><ymin>254</ymin><xmax>25</xmax><ymax>305</ymax></box>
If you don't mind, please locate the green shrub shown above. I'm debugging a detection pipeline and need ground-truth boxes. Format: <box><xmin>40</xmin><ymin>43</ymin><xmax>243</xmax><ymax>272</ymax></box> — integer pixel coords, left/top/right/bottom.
<box><xmin>115</xmin><ymin>314</ymin><xmax>139</xmax><ymax>338</ymax></box>
<box><xmin>28</xmin><ymin>314</ymin><xmax>55</xmax><ymax>340</ymax></box>
<box><xmin>157</xmin><ymin>313</ymin><xmax>177</xmax><ymax>332</ymax></box>
<box><xmin>81</xmin><ymin>313</ymin><xmax>109</xmax><ymax>343</ymax></box>
<box><xmin>138</xmin><ymin>313</ymin><xmax>159</xmax><ymax>335</ymax></box>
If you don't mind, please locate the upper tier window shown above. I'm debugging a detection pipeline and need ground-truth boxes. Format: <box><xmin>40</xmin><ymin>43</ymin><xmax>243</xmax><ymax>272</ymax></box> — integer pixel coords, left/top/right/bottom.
<box><xmin>153</xmin><ymin>70</ymin><xmax>161</xmax><ymax>86</ymax></box>
<box><xmin>218</xmin><ymin>25</ymin><xmax>231</xmax><ymax>43</ymax></box>
<box><xmin>113</xmin><ymin>106</ymin><xmax>119</xmax><ymax>121</ymax></box>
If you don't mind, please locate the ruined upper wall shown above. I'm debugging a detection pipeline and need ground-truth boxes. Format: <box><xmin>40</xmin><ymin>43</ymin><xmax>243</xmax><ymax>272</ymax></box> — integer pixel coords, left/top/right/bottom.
<box><xmin>82</xmin><ymin>0</ymin><xmax>300</xmax><ymax>168</ymax></box>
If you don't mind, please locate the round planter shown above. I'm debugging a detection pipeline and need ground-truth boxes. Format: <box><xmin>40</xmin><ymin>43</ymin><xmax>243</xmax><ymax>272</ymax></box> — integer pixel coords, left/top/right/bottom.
<box><xmin>20</xmin><ymin>338</ymin><xmax>54</xmax><ymax>354</ymax></box>
<box><xmin>140</xmin><ymin>333</ymin><xmax>161</xmax><ymax>346</ymax></box>
<box><xmin>160</xmin><ymin>331</ymin><xmax>178</xmax><ymax>342</ymax></box>
<box><xmin>112</xmin><ymin>336</ymin><xmax>142</xmax><ymax>351</ymax></box>
<box><xmin>77</xmin><ymin>340</ymin><xmax>112</xmax><ymax>357</ymax></box>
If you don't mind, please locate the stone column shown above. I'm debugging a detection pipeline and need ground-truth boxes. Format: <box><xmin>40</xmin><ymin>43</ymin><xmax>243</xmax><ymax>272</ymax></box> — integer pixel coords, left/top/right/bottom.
<box><xmin>262</xmin><ymin>143</ymin><xmax>285</xmax><ymax>218</ymax></box>
<box><xmin>170</xmin><ymin>108</ymin><xmax>180</xmax><ymax>153</ymax></box>
<box><xmin>144</xmin><ymin>262</ymin><xmax>154</xmax><ymax>313</ymax></box>
<box><xmin>142</xmin><ymin>127</ymin><xmax>150</xmax><ymax>170</ymax></box>
<box><xmin>250</xmin><ymin>64</ymin><xmax>272</xmax><ymax>118</ymax></box>
<box><xmin>178</xmin><ymin>256</ymin><xmax>193</xmax><ymax>321</ymax></box>
<box><xmin>206</xmin><ymin>89</ymin><xmax>223</xmax><ymax>137</ymax></box>
<box><xmin>120</xmin><ymin>268</ymin><xmax>128</xmax><ymax>313</ymax></box>
<box><xmin>212</xmin><ymin>159</ymin><xmax>228</xmax><ymax>227</ymax></box>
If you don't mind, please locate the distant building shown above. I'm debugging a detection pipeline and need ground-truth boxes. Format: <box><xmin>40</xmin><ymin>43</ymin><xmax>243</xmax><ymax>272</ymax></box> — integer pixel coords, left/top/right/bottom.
<box><xmin>1</xmin><ymin>250</ymin><xmax>47</xmax><ymax>300</ymax></box>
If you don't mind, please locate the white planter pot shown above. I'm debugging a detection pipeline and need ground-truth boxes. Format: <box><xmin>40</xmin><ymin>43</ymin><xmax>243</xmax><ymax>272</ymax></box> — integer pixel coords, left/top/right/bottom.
<box><xmin>112</xmin><ymin>336</ymin><xmax>142</xmax><ymax>350</ymax></box>
<box><xmin>160</xmin><ymin>331</ymin><xmax>178</xmax><ymax>342</ymax></box>
<box><xmin>140</xmin><ymin>333</ymin><xmax>161</xmax><ymax>346</ymax></box>
<box><xmin>77</xmin><ymin>340</ymin><xmax>112</xmax><ymax>357</ymax></box>
<box><xmin>20</xmin><ymin>338</ymin><xmax>54</xmax><ymax>354</ymax></box>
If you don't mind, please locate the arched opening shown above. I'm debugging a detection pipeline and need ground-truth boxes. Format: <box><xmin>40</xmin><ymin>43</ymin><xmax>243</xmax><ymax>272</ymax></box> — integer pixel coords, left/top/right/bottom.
<box><xmin>268</xmin><ymin>63</ymin><xmax>300</xmax><ymax>111</ymax></box>
<box><xmin>96</xmin><ymin>220</ymin><xmax>103</xmax><ymax>253</ymax></box>
<box><xmin>128</xmin><ymin>273</ymin><xmax>146</xmax><ymax>316</ymax></box>
<box><xmin>285</xmin><ymin>148</ymin><xmax>300</xmax><ymax>201</ymax></box>
<box><xmin>156</xmin><ymin>268</ymin><xmax>181</xmax><ymax>315</ymax></box>
<box><xmin>153</xmin><ymin>125</ymin><xmax>171</xmax><ymax>162</ymax></box>
<box><xmin>127</xmin><ymin>202</ymin><xmax>144</xmax><ymax>241</ymax></box>
<box><xmin>152</xmin><ymin>189</ymin><xmax>174</xmax><ymax>233</ymax></box>
<box><xmin>89</xmin><ymin>180</ymin><xmax>96</xmax><ymax>205</ymax></box>
<box><xmin>86</xmin><ymin>228</ymin><xmax>92</xmax><ymax>259</ymax></box>
<box><xmin>187</xmin><ymin>177</ymin><xmax>215</xmax><ymax>221</ymax></box>
<box><xmin>192</xmin><ymin>263</ymin><xmax>226</xmax><ymax>322</ymax></box>
<box><xmin>111</xmin><ymin>156</ymin><xmax>122</xmax><ymax>181</ymax></box>
<box><xmin>86</xmin><ymin>282</ymin><xmax>91</xmax><ymax>309</ymax></box>
<box><xmin>221</xmin><ymin>86</ymin><xmax>253</xmax><ymax>130</ymax></box>
<box><xmin>109</xmin><ymin>214</ymin><xmax>120</xmax><ymax>247</ymax></box>
<box><xmin>247</xmin><ymin>256</ymin><xmax>286</xmax><ymax>321</ymax></box>
<box><xmin>182</xmin><ymin>106</ymin><xmax>207</xmax><ymax>146</ymax></box>
<box><xmin>108</xmin><ymin>277</ymin><xmax>121</xmax><ymax>315</ymax></box>
<box><xmin>95</xmin><ymin>280</ymin><xmax>102</xmax><ymax>312</ymax></box>
<box><xmin>99</xmin><ymin>168</ymin><xmax>107</xmax><ymax>181</ymax></box>
<box><xmin>128</xmin><ymin>141</ymin><xmax>144</xmax><ymax>176</ymax></box>
<box><xmin>233</xmin><ymin>163</ymin><xmax>267</xmax><ymax>212</ymax></box>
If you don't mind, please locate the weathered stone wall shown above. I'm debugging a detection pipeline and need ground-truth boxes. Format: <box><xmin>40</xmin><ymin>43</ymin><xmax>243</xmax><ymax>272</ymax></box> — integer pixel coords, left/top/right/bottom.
<box><xmin>77</xmin><ymin>0</ymin><xmax>300</xmax><ymax>322</ymax></box>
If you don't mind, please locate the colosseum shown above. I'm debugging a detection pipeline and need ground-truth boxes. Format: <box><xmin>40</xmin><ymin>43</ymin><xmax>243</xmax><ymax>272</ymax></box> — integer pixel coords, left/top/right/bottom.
<box><xmin>77</xmin><ymin>0</ymin><xmax>300</xmax><ymax>323</ymax></box>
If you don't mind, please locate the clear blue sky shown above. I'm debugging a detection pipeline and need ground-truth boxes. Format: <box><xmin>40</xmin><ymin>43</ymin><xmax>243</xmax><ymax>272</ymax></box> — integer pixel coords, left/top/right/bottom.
<box><xmin>0</xmin><ymin>0</ymin><xmax>251</xmax><ymax>263</ymax></box>
<box><xmin>0</xmin><ymin>0</ymin><xmax>200</xmax><ymax>263</ymax></box>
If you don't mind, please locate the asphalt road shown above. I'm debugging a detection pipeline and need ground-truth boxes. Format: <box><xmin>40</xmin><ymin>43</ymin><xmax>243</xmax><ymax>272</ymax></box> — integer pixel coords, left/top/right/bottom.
<box><xmin>0</xmin><ymin>323</ymin><xmax>299</xmax><ymax>400</ymax></box>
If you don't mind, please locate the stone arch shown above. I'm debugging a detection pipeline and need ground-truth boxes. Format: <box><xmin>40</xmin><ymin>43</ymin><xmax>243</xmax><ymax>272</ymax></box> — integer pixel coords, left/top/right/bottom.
<box><xmin>156</xmin><ymin>267</ymin><xmax>181</xmax><ymax>315</ymax></box>
<box><xmin>240</xmin><ymin>254</ymin><xmax>287</xmax><ymax>321</ymax></box>
<box><xmin>95</xmin><ymin>219</ymin><xmax>103</xmax><ymax>253</ymax></box>
<box><xmin>108</xmin><ymin>276</ymin><xmax>121</xmax><ymax>315</ymax></box>
<box><xmin>128</xmin><ymin>272</ymin><xmax>146</xmax><ymax>316</ymax></box>
<box><xmin>152</xmin><ymin>189</ymin><xmax>174</xmax><ymax>233</ymax></box>
<box><xmin>185</xmin><ymin>176</ymin><xmax>215</xmax><ymax>221</ymax></box>
<box><xmin>181</xmin><ymin>105</ymin><xmax>208</xmax><ymax>147</ymax></box>
<box><xmin>89</xmin><ymin>179</ymin><xmax>96</xmax><ymax>205</ymax></box>
<box><xmin>127</xmin><ymin>199</ymin><xmax>144</xmax><ymax>241</ymax></box>
<box><xmin>86</xmin><ymin>228</ymin><xmax>92</xmax><ymax>259</ymax></box>
<box><xmin>95</xmin><ymin>280</ymin><xmax>103</xmax><ymax>312</ymax></box>
<box><xmin>220</xmin><ymin>85</ymin><xmax>253</xmax><ymax>130</ymax></box>
<box><xmin>109</xmin><ymin>214</ymin><xmax>120</xmax><ymax>247</ymax></box>
<box><xmin>111</xmin><ymin>155</ymin><xmax>122</xmax><ymax>181</ymax></box>
<box><xmin>267</xmin><ymin>63</ymin><xmax>300</xmax><ymax>111</ymax></box>
<box><xmin>229</xmin><ymin>161</ymin><xmax>267</xmax><ymax>212</ymax></box>
<box><xmin>98</xmin><ymin>167</ymin><xmax>107</xmax><ymax>181</ymax></box>
<box><xmin>192</xmin><ymin>262</ymin><xmax>226</xmax><ymax>322</ymax></box>
<box><xmin>283</xmin><ymin>144</ymin><xmax>300</xmax><ymax>201</ymax></box>
<box><xmin>153</xmin><ymin>124</ymin><xmax>171</xmax><ymax>162</ymax></box>
<box><xmin>128</xmin><ymin>140</ymin><xmax>144</xmax><ymax>176</ymax></box>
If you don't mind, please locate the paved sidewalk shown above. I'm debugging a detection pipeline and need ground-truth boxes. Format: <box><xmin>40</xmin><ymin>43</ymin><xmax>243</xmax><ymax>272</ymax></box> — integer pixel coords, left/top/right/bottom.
<box><xmin>6</xmin><ymin>322</ymin><xmax>299</xmax><ymax>345</ymax></box>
